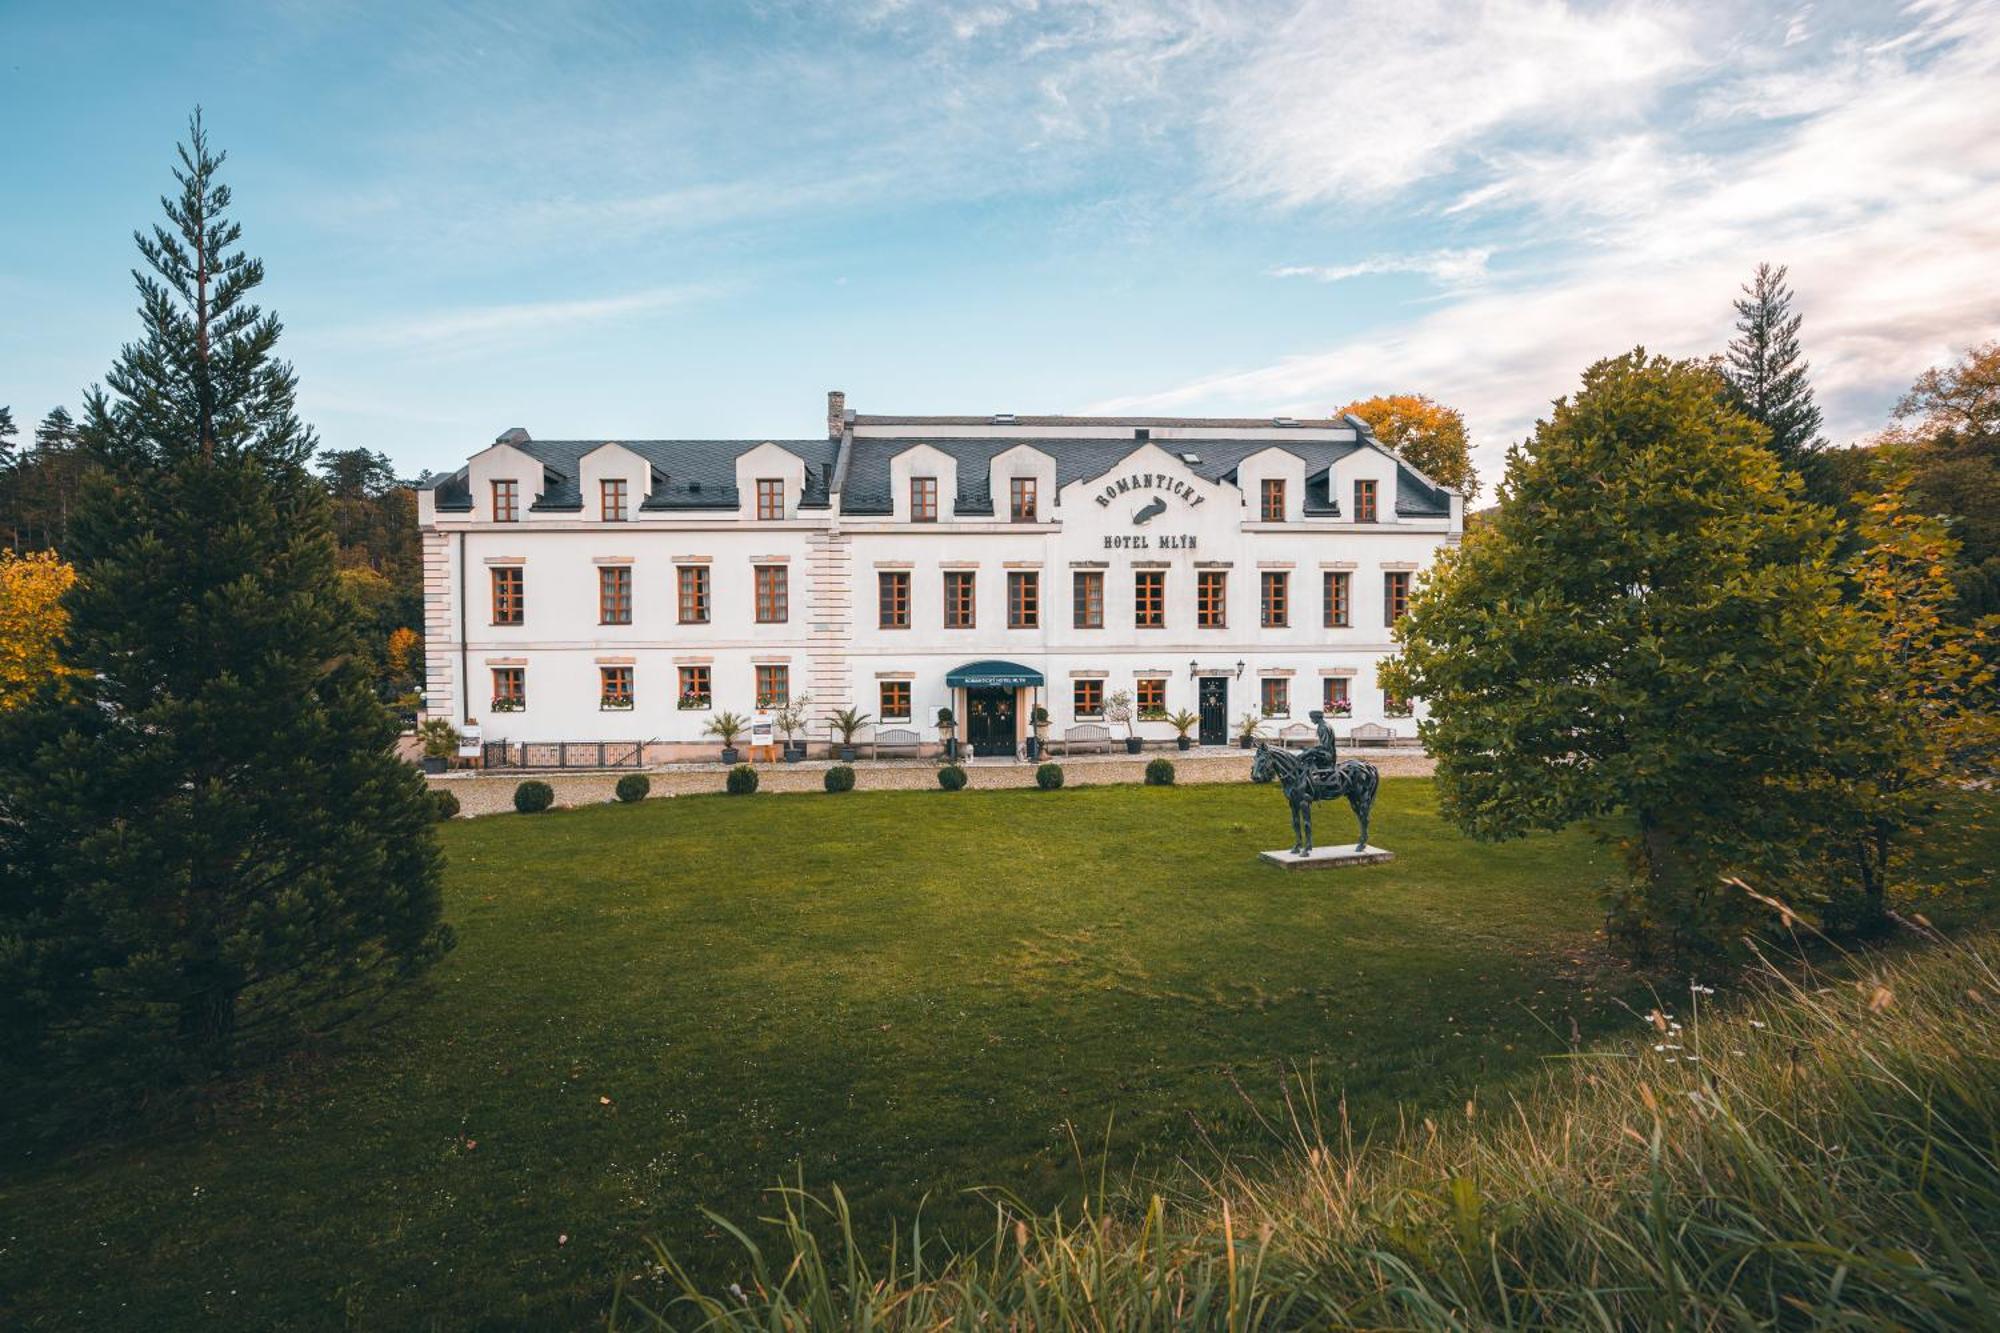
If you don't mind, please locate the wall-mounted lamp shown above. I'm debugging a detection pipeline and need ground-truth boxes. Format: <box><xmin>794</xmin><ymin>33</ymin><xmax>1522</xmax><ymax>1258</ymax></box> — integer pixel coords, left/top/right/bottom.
<box><xmin>1187</xmin><ymin>659</ymin><xmax>1199</xmax><ymax>680</ymax></box>
<box><xmin>1235</xmin><ymin>660</ymin><xmax>1246</xmax><ymax>679</ymax></box>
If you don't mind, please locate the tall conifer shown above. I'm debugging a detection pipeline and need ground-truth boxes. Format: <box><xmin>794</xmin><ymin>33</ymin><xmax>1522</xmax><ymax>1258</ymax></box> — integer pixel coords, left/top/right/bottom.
<box><xmin>0</xmin><ymin>114</ymin><xmax>450</xmax><ymax>1115</ymax></box>
<box><xmin>1725</xmin><ymin>262</ymin><xmax>1826</xmax><ymax>464</ymax></box>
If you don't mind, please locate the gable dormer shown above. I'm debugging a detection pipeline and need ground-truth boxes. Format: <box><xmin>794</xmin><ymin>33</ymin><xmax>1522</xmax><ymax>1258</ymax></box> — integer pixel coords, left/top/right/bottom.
<box><xmin>987</xmin><ymin>443</ymin><xmax>1056</xmax><ymax>522</ymax></box>
<box><xmin>733</xmin><ymin>442</ymin><xmax>810</xmax><ymax>521</ymax></box>
<box><xmin>1326</xmin><ymin>441</ymin><xmax>1402</xmax><ymax>524</ymax></box>
<box><xmin>1234</xmin><ymin>446</ymin><xmax>1308</xmax><ymax>522</ymax></box>
<box><xmin>466</xmin><ymin>438</ymin><xmax>545</xmax><ymax>523</ymax></box>
<box><xmin>888</xmin><ymin>443</ymin><xmax>959</xmax><ymax>523</ymax></box>
<box><xmin>578</xmin><ymin>443</ymin><xmax>652</xmax><ymax>522</ymax></box>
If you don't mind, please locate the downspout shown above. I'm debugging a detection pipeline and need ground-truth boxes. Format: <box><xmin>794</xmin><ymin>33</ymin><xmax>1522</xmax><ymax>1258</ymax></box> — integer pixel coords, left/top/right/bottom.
<box><xmin>458</xmin><ymin>529</ymin><xmax>469</xmax><ymax>726</ymax></box>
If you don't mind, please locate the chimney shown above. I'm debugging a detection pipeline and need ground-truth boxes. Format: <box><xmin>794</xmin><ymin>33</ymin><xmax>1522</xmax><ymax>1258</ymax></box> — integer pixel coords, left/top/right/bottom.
<box><xmin>826</xmin><ymin>390</ymin><xmax>847</xmax><ymax>440</ymax></box>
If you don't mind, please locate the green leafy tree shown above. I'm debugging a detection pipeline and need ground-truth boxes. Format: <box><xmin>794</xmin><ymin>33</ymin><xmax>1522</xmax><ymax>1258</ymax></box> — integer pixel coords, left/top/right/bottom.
<box><xmin>1878</xmin><ymin>341</ymin><xmax>2000</xmax><ymax>620</ymax></box>
<box><xmin>1725</xmin><ymin>262</ymin><xmax>1825</xmax><ymax>465</ymax></box>
<box><xmin>1822</xmin><ymin>480</ymin><xmax>2000</xmax><ymax>925</ymax></box>
<box><xmin>1385</xmin><ymin>350</ymin><xmax>1886</xmax><ymax>959</ymax></box>
<box><xmin>0</xmin><ymin>113</ymin><xmax>450</xmax><ymax>1118</ymax></box>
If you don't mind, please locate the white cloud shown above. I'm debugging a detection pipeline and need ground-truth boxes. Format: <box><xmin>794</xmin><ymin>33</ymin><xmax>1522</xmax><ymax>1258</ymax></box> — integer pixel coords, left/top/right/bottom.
<box><xmin>333</xmin><ymin>285</ymin><xmax>716</xmax><ymax>353</ymax></box>
<box><xmin>1093</xmin><ymin>0</ymin><xmax>2000</xmax><ymax>481</ymax></box>
<box><xmin>1210</xmin><ymin>0</ymin><xmax>1701</xmax><ymax>205</ymax></box>
<box><xmin>1270</xmin><ymin>248</ymin><xmax>1493</xmax><ymax>288</ymax></box>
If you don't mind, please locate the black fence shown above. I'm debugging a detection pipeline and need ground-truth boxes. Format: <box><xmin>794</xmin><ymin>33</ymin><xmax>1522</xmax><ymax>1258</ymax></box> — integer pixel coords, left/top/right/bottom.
<box><xmin>481</xmin><ymin>741</ymin><xmax>646</xmax><ymax>770</ymax></box>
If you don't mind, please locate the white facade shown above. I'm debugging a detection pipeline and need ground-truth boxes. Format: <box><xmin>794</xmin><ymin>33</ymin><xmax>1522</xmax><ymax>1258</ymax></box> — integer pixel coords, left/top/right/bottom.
<box><xmin>418</xmin><ymin>397</ymin><xmax>1461</xmax><ymax>760</ymax></box>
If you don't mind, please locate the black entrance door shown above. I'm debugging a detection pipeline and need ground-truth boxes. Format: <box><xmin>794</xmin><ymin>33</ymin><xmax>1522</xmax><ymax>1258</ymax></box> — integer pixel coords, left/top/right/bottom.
<box><xmin>966</xmin><ymin>687</ymin><xmax>1017</xmax><ymax>757</ymax></box>
<box><xmin>1198</xmin><ymin>677</ymin><xmax>1228</xmax><ymax>745</ymax></box>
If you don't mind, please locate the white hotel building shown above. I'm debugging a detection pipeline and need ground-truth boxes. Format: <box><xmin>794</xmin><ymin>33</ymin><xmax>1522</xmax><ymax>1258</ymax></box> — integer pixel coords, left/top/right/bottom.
<box><xmin>417</xmin><ymin>393</ymin><xmax>1462</xmax><ymax>761</ymax></box>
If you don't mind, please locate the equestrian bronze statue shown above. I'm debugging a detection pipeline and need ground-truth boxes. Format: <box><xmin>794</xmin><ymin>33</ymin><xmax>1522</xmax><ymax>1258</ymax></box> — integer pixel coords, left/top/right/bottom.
<box><xmin>1251</xmin><ymin>709</ymin><xmax>1380</xmax><ymax>855</ymax></box>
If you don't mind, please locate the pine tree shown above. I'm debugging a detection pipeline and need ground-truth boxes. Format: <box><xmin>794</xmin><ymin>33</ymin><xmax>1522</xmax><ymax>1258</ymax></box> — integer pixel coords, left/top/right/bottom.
<box><xmin>1725</xmin><ymin>262</ymin><xmax>1825</xmax><ymax>465</ymax></box>
<box><xmin>0</xmin><ymin>113</ymin><xmax>450</xmax><ymax>1119</ymax></box>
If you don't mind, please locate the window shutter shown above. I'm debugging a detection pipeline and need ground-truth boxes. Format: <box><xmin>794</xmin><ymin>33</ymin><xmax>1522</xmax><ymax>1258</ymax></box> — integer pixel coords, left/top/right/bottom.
<box><xmin>1384</xmin><ymin>573</ymin><xmax>1394</xmax><ymax>628</ymax></box>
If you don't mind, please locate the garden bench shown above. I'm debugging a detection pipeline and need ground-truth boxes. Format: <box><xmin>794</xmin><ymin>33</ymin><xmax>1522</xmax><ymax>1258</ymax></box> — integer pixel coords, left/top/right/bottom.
<box><xmin>1056</xmin><ymin>723</ymin><xmax>1113</xmax><ymax>755</ymax></box>
<box><xmin>1346</xmin><ymin>722</ymin><xmax>1398</xmax><ymax>746</ymax></box>
<box><xmin>1276</xmin><ymin>722</ymin><xmax>1316</xmax><ymax>750</ymax></box>
<box><xmin>871</xmin><ymin>727</ymin><xmax>922</xmax><ymax>759</ymax></box>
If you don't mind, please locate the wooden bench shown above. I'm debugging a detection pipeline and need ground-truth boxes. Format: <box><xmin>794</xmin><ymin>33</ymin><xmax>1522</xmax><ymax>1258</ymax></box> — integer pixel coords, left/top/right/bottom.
<box><xmin>1055</xmin><ymin>722</ymin><xmax>1113</xmax><ymax>755</ymax></box>
<box><xmin>870</xmin><ymin>727</ymin><xmax>922</xmax><ymax>759</ymax></box>
<box><xmin>1346</xmin><ymin>722</ymin><xmax>1398</xmax><ymax>747</ymax></box>
<box><xmin>1275</xmin><ymin>722</ymin><xmax>1316</xmax><ymax>750</ymax></box>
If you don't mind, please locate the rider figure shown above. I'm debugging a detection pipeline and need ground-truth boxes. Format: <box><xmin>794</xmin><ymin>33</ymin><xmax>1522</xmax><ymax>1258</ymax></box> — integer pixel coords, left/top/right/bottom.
<box><xmin>1301</xmin><ymin>708</ymin><xmax>1339</xmax><ymax>783</ymax></box>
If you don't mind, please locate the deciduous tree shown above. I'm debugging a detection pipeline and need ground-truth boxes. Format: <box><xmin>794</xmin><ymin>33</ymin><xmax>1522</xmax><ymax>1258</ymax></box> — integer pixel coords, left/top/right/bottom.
<box><xmin>0</xmin><ymin>550</ymin><xmax>76</xmax><ymax>711</ymax></box>
<box><xmin>1333</xmin><ymin>393</ymin><xmax>1478</xmax><ymax>500</ymax></box>
<box><xmin>1879</xmin><ymin>341</ymin><xmax>2000</xmax><ymax>619</ymax></box>
<box><xmin>0</xmin><ymin>114</ymin><xmax>450</xmax><ymax>1124</ymax></box>
<box><xmin>1384</xmin><ymin>350</ymin><xmax>1887</xmax><ymax>959</ymax></box>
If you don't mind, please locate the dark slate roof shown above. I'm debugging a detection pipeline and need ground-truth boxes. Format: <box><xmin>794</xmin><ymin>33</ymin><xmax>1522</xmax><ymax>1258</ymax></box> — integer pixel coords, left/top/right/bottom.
<box><xmin>838</xmin><ymin>436</ymin><xmax>1451</xmax><ymax>518</ymax></box>
<box><xmin>422</xmin><ymin>439</ymin><xmax>840</xmax><ymax>512</ymax></box>
<box><xmin>853</xmin><ymin>413</ymin><xmax>1354</xmax><ymax>429</ymax></box>
<box><xmin>421</xmin><ymin>431</ymin><xmax>1453</xmax><ymax>519</ymax></box>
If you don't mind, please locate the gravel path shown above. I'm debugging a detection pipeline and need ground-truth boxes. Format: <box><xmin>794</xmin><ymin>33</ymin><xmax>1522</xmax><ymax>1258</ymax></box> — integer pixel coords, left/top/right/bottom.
<box><xmin>431</xmin><ymin>748</ymin><xmax>1436</xmax><ymax>817</ymax></box>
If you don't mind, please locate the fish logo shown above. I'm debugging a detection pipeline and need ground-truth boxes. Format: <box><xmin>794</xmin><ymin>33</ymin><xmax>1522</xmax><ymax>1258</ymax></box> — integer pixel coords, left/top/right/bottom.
<box><xmin>1132</xmin><ymin>497</ymin><xmax>1167</xmax><ymax>525</ymax></box>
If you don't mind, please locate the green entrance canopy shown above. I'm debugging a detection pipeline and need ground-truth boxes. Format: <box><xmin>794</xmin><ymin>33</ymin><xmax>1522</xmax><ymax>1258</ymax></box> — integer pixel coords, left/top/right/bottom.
<box><xmin>945</xmin><ymin>660</ymin><xmax>1044</xmax><ymax>689</ymax></box>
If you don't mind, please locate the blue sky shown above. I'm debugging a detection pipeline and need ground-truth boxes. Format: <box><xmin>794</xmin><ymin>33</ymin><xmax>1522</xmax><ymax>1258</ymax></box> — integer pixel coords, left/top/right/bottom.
<box><xmin>4</xmin><ymin>0</ymin><xmax>1997</xmax><ymax>486</ymax></box>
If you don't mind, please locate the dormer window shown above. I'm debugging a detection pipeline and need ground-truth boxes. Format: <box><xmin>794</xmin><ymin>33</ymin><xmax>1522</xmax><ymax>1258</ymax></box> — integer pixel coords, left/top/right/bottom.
<box><xmin>756</xmin><ymin>477</ymin><xmax>784</xmax><ymax>521</ymax></box>
<box><xmin>492</xmin><ymin>479</ymin><xmax>520</xmax><ymax>523</ymax></box>
<box><xmin>1354</xmin><ymin>479</ymin><xmax>1378</xmax><ymax>523</ymax></box>
<box><xmin>911</xmin><ymin>477</ymin><xmax>939</xmax><ymax>523</ymax></box>
<box><xmin>1261</xmin><ymin>478</ymin><xmax>1286</xmax><ymax>522</ymax></box>
<box><xmin>1010</xmin><ymin>476</ymin><xmax>1038</xmax><ymax>523</ymax></box>
<box><xmin>601</xmin><ymin>478</ymin><xmax>627</xmax><ymax>522</ymax></box>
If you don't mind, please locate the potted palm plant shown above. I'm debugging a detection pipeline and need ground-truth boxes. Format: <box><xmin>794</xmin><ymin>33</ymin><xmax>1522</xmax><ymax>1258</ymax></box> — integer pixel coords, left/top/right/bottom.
<box><xmin>1237</xmin><ymin>711</ymin><xmax>1265</xmax><ymax>750</ymax></box>
<box><xmin>831</xmin><ymin>706</ymin><xmax>872</xmax><ymax>762</ymax></box>
<box><xmin>417</xmin><ymin>717</ymin><xmax>460</xmax><ymax>774</ymax></box>
<box><xmin>936</xmin><ymin>706</ymin><xmax>957</xmax><ymax>761</ymax></box>
<box><xmin>704</xmin><ymin>710</ymin><xmax>750</xmax><ymax>764</ymax></box>
<box><xmin>1106</xmin><ymin>689</ymin><xmax>1141</xmax><ymax>754</ymax></box>
<box><xmin>1026</xmin><ymin>705</ymin><xmax>1050</xmax><ymax>760</ymax></box>
<box><xmin>1166</xmin><ymin>708</ymin><xmax>1199</xmax><ymax>752</ymax></box>
<box><xmin>774</xmin><ymin>694</ymin><xmax>812</xmax><ymax>761</ymax></box>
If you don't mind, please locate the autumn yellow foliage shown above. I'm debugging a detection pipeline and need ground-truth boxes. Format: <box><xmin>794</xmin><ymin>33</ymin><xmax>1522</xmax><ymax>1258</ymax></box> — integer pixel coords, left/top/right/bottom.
<box><xmin>0</xmin><ymin>549</ymin><xmax>78</xmax><ymax>711</ymax></box>
<box><xmin>1334</xmin><ymin>393</ymin><xmax>1479</xmax><ymax>500</ymax></box>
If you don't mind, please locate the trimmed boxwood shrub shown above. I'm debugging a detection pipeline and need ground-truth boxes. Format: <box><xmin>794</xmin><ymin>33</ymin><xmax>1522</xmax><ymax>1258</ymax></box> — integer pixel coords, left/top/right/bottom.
<box><xmin>513</xmin><ymin>780</ymin><xmax>554</xmax><ymax>814</ymax></box>
<box><xmin>824</xmin><ymin>764</ymin><xmax>856</xmax><ymax>793</ymax></box>
<box><xmin>726</xmin><ymin>764</ymin><xmax>759</xmax><ymax>795</ymax></box>
<box><xmin>937</xmin><ymin>764</ymin><xmax>967</xmax><ymax>791</ymax></box>
<box><xmin>614</xmin><ymin>773</ymin><xmax>650</xmax><ymax>803</ymax></box>
<box><xmin>1144</xmin><ymin>757</ymin><xmax>1176</xmax><ymax>786</ymax></box>
<box><xmin>1035</xmin><ymin>762</ymin><xmax>1064</xmax><ymax>790</ymax></box>
<box><xmin>430</xmin><ymin>788</ymin><xmax>461</xmax><ymax>820</ymax></box>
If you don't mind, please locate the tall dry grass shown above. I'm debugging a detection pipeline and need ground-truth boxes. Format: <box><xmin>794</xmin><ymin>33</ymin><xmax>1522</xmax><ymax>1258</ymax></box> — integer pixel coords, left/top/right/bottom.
<box><xmin>617</xmin><ymin>931</ymin><xmax>2000</xmax><ymax>1329</ymax></box>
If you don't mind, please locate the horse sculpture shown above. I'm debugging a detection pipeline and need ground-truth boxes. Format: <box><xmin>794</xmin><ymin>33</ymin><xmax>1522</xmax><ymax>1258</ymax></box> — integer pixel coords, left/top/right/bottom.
<box><xmin>1251</xmin><ymin>743</ymin><xmax>1379</xmax><ymax>855</ymax></box>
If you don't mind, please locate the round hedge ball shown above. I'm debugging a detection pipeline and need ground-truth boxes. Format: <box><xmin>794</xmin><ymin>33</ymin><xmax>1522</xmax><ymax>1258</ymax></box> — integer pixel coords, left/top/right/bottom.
<box><xmin>513</xmin><ymin>779</ymin><xmax>554</xmax><ymax>814</ymax></box>
<box><xmin>726</xmin><ymin>764</ymin><xmax>760</xmax><ymax>795</ymax></box>
<box><xmin>614</xmin><ymin>773</ymin><xmax>651</xmax><ymax>803</ymax></box>
<box><xmin>824</xmin><ymin>764</ymin><xmax>856</xmax><ymax>793</ymax></box>
<box><xmin>1144</xmin><ymin>757</ymin><xmax>1176</xmax><ymax>786</ymax></box>
<box><xmin>1035</xmin><ymin>762</ymin><xmax>1064</xmax><ymax>790</ymax></box>
<box><xmin>430</xmin><ymin>788</ymin><xmax>461</xmax><ymax>820</ymax></box>
<box><xmin>937</xmin><ymin>764</ymin><xmax>968</xmax><ymax>791</ymax></box>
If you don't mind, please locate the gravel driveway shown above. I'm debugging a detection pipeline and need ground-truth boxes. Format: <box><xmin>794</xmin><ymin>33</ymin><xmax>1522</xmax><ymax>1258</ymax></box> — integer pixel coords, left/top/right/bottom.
<box><xmin>430</xmin><ymin>748</ymin><xmax>1436</xmax><ymax>817</ymax></box>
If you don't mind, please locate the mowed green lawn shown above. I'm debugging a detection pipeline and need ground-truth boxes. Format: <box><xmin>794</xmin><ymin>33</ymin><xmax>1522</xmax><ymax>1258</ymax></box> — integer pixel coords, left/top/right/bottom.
<box><xmin>1</xmin><ymin>778</ymin><xmax>1649</xmax><ymax>1329</ymax></box>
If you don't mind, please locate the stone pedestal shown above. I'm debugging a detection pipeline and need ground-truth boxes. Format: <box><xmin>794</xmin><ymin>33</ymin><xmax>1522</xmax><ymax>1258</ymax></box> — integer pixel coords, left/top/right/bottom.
<box><xmin>1258</xmin><ymin>844</ymin><xmax>1395</xmax><ymax>870</ymax></box>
